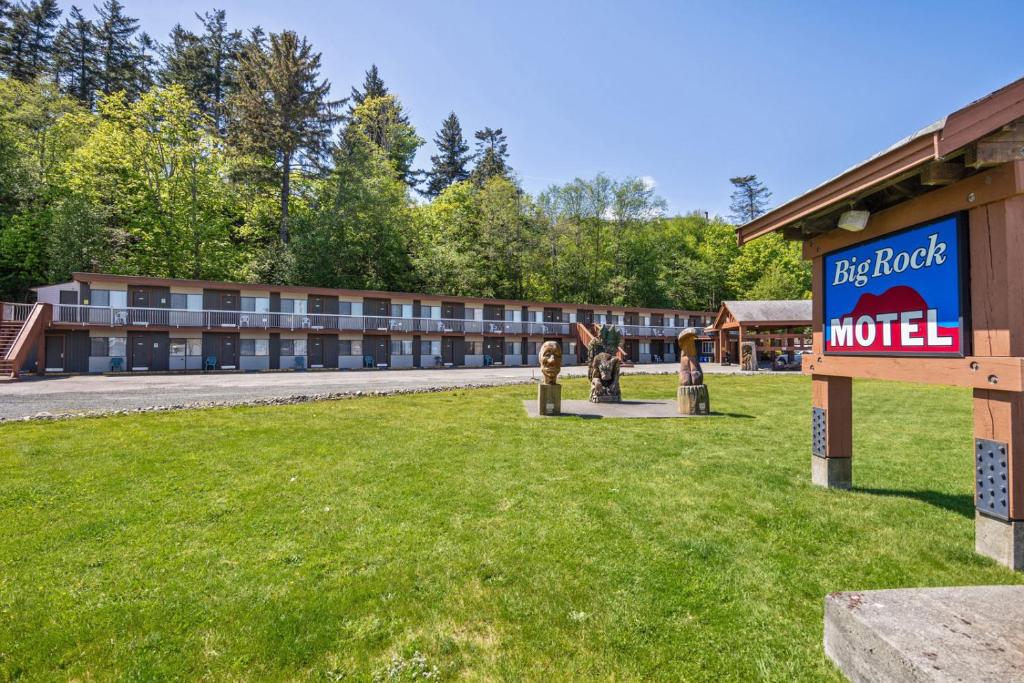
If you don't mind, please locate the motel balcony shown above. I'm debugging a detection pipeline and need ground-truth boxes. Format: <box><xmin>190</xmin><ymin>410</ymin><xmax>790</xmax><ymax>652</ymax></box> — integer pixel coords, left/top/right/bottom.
<box><xmin>38</xmin><ymin>303</ymin><xmax>687</xmax><ymax>339</ymax></box>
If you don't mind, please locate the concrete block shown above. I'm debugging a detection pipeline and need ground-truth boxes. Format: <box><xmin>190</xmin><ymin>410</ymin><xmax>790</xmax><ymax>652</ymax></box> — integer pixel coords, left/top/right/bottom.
<box><xmin>824</xmin><ymin>586</ymin><xmax>1024</xmax><ymax>682</ymax></box>
<box><xmin>976</xmin><ymin>512</ymin><xmax>1024</xmax><ymax>571</ymax></box>
<box><xmin>811</xmin><ymin>455</ymin><xmax>851</xmax><ymax>489</ymax></box>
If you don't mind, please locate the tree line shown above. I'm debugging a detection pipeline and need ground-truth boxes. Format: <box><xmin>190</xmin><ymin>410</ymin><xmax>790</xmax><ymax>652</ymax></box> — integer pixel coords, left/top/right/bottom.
<box><xmin>0</xmin><ymin>1</ymin><xmax>810</xmax><ymax>308</ymax></box>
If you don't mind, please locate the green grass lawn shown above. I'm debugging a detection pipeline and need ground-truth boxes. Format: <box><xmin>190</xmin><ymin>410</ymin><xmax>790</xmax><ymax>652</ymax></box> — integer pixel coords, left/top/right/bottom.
<box><xmin>2</xmin><ymin>374</ymin><xmax>1021</xmax><ymax>682</ymax></box>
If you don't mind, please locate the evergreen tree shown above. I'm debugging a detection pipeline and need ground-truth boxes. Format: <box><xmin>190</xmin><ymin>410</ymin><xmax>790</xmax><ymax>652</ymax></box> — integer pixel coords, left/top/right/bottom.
<box><xmin>160</xmin><ymin>10</ymin><xmax>240</xmax><ymax>132</ymax></box>
<box><xmin>470</xmin><ymin>127</ymin><xmax>509</xmax><ymax>184</ymax></box>
<box><xmin>0</xmin><ymin>0</ymin><xmax>60</xmax><ymax>81</ymax></box>
<box><xmin>348</xmin><ymin>63</ymin><xmax>388</xmax><ymax>114</ymax></box>
<box><xmin>94</xmin><ymin>0</ymin><xmax>150</xmax><ymax>98</ymax></box>
<box><xmin>229</xmin><ymin>29</ymin><xmax>341</xmax><ymax>244</ymax></box>
<box><xmin>424</xmin><ymin>112</ymin><xmax>470</xmax><ymax>198</ymax></box>
<box><xmin>53</xmin><ymin>5</ymin><xmax>100</xmax><ymax>106</ymax></box>
<box><xmin>728</xmin><ymin>174</ymin><xmax>772</xmax><ymax>224</ymax></box>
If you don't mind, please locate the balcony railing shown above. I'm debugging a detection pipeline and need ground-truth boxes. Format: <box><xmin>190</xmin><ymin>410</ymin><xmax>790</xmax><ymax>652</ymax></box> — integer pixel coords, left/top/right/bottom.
<box><xmin>40</xmin><ymin>303</ymin><xmax>698</xmax><ymax>339</ymax></box>
<box><xmin>2</xmin><ymin>302</ymin><xmax>34</xmax><ymax>323</ymax></box>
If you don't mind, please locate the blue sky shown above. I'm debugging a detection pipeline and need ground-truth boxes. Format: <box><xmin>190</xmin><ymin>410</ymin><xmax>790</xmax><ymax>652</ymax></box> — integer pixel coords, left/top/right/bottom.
<box><xmin>74</xmin><ymin>1</ymin><xmax>1024</xmax><ymax>216</ymax></box>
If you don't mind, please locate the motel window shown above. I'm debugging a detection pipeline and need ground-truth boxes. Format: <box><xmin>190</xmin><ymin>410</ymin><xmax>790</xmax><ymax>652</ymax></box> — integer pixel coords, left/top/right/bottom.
<box><xmin>339</xmin><ymin>302</ymin><xmax>352</xmax><ymax>316</ymax></box>
<box><xmin>241</xmin><ymin>297</ymin><xmax>255</xmax><ymax>312</ymax></box>
<box><xmin>280</xmin><ymin>299</ymin><xmax>307</xmax><ymax>315</ymax></box>
<box><xmin>171</xmin><ymin>293</ymin><xmax>187</xmax><ymax>309</ymax></box>
<box><xmin>526</xmin><ymin>342</ymin><xmax>538</xmax><ymax>355</ymax></box>
<box><xmin>505</xmin><ymin>341</ymin><xmax>521</xmax><ymax>356</ymax></box>
<box><xmin>108</xmin><ymin>337</ymin><xmax>126</xmax><ymax>357</ymax></box>
<box><xmin>170</xmin><ymin>339</ymin><xmax>187</xmax><ymax>357</ymax></box>
<box><xmin>389</xmin><ymin>340</ymin><xmax>413</xmax><ymax>355</ymax></box>
<box><xmin>171</xmin><ymin>339</ymin><xmax>202</xmax><ymax>356</ymax></box>
<box><xmin>240</xmin><ymin>339</ymin><xmax>269</xmax><ymax>356</ymax></box>
<box><xmin>281</xmin><ymin>339</ymin><xmax>306</xmax><ymax>356</ymax></box>
<box><xmin>567</xmin><ymin>342</ymin><xmax>577</xmax><ymax>355</ymax></box>
<box><xmin>91</xmin><ymin>290</ymin><xmax>110</xmax><ymax>307</ymax></box>
<box><xmin>109</xmin><ymin>291</ymin><xmax>127</xmax><ymax>308</ymax></box>
<box><xmin>279</xmin><ymin>339</ymin><xmax>305</xmax><ymax>355</ymax></box>
<box><xmin>464</xmin><ymin>341</ymin><xmax>480</xmax><ymax>355</ymax></box>
<box><xmin>339</xmin><ymin>340</ymin><xmax>355</xmax><ymax>355</ymax></box>
<box><xmin>90</xmin><ymin>337</ymin><xmax>109</xmax><ymax>356</ymax></box>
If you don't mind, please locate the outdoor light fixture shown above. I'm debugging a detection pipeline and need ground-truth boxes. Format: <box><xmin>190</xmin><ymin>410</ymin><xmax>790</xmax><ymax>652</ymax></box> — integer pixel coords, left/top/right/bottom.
<box><xmin>837</xmin><ymin>209</ymin><xmax>870</xmax><ymax>232</ymax></box>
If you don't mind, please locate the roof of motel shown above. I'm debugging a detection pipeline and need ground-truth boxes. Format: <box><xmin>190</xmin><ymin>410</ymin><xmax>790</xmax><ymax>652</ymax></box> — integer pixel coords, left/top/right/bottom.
<box><xmin>713</xmin><ymin>300</ymin><xmax>813</xmax><ymax>328</ymax></box>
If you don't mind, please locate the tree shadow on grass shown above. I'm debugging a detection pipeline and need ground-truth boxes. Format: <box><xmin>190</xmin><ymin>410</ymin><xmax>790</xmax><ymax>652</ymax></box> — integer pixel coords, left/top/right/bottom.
<box><xmin>855</xmin><ymin>487</ymin><xmax>974</xmax><ymax>519</ymax></box>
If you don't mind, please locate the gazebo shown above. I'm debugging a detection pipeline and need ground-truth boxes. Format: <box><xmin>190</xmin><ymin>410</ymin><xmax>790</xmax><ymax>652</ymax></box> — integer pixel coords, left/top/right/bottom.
<box><xmin>708</xmin><ymin>300</ymin><xmax>812</xmax><ymax>367</ymax></box>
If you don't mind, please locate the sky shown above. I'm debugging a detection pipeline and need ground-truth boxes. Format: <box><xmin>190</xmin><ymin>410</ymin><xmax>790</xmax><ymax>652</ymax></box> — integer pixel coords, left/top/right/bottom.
<box><xmin>65</xmin><ymin>0</ymin><xmax>1024</xmax><ymax>217</ymax></box>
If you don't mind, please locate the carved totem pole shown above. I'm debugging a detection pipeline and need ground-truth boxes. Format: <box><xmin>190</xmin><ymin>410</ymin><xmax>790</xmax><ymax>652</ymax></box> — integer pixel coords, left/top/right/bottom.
<box><xmin>537</xmin><ymin>340</ymin><xmax>563</xmax><ymax>415</ymax></box>
<box><xmin>677</xmin><ymin>327</ymin><xmax>710</xmax><ymax>415</ymax></box>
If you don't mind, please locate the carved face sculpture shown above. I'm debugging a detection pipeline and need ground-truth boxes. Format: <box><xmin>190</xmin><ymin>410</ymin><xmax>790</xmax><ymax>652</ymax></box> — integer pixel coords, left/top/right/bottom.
<box><xmin>539</xmin><ymin>341</ymin><xmax>562</xmax><ymax>384</ymax></box>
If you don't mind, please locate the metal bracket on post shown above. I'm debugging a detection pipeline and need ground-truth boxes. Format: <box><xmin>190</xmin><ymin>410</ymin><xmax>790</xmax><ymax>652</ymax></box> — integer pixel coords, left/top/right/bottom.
<box><xmin>812</xmin><ymin>407</ymin><xmax>827</xmax><ymax>457</ymax></box>
<box><xmin>976</xmin><ymin>438</ymin><xmax>1010</xmax><ymax>521</ymax></box>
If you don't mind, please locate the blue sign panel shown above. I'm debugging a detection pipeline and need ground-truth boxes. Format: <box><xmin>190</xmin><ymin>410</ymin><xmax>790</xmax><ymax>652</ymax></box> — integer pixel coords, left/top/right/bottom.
<box><xmin>823</xmin><ymin>214</ymin><xmax>968</xmax><ymax>357</ymax></box>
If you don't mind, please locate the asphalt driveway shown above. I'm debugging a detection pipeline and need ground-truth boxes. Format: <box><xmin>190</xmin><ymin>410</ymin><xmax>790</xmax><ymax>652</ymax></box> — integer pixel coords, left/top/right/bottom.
<box><xmin>0</xmin><ymin>363</ymin><xmax>745</xmax><ymax>421</ymax></box>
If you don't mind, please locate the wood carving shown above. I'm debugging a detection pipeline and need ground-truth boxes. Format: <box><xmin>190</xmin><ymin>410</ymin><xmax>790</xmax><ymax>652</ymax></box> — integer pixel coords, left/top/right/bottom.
<box><xmin>539</xmin><ymin>340</ymin><xmax>562</xmax><ymax>385</ymax></box>
<box><xmin>677</xmin><ymin>327</ymin><xmax>710</xmax><ymax>415</ymax></box>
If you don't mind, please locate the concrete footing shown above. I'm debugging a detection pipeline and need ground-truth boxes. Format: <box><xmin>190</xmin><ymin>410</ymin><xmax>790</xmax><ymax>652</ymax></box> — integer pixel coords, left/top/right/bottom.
<box><xmin>824</xmin><ymin>586</ymin><xmax>1024</xmax><ymax>682</ymax></box>
<box><xmin>811</xmin><ymin>455</ymin><xmax>851</xmax><ymax>489</ymax></box>
<box><xmin>537</xmin><ymin>383</ymin><xmax>561</xmax><ymax>416</ymax></box>
<box><xmin>975</xmin><ymin>512</ymin><xmax>1024</xmax><ymax>571</ymax></box>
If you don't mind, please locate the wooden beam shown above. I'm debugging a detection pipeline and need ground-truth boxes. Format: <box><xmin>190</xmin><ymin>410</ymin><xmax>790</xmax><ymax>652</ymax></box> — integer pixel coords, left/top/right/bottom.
<box><xmin>965</xmin><ymin>141</ymin><xmax>1024</xmax><ymax>168</ymax></box>
<box><xmin>973</xmin><ymin>389</ymin><xmax>1024</xmax><ymax>519</ymax></box>
<box><xmin>920</xmin><ymin>160</ymin><xmax>965</xmax><ymax>186</ymax></box>
<box><xmin>802</xmin><ymin>354</ymin><xmax>1024</xmax><ymax>392</ymax></box>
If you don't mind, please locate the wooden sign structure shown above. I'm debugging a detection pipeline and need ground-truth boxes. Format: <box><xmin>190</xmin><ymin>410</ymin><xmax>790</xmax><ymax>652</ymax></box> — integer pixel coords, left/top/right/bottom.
<box><xmin>737</xmin><ymin>76</ymin><xmax>1024</xmax><ymax>570</ymax></box>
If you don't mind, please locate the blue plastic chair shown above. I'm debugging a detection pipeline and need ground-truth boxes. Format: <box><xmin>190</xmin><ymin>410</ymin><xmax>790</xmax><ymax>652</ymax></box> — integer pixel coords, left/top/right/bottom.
<box><xmin>110</xmin><ymin>357</ymin><xmax>123</xmax><ymax>372</ymax></box>
<box><xmin>363</xmin><ymin>355</ymin><xmax>375</xmax><ymax>368</ymax></box>
<box><xmin>204</xmin><ymin>355</ymin><xmax>217</xmax><ymax>371</ymax></box>
<box><xmin>294</xmin><ymin>356</ymin><xmax>306</xmax><ymax>370</ymax></box>
<box><xmin>483</xmin><ymin>354</ymin><xmax>493</xmax><ymax>366</ymax></box>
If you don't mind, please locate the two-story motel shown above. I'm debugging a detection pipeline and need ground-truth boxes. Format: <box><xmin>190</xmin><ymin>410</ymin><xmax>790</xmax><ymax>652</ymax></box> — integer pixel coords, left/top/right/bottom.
<box><xmin>0</xmin><ymin>273</ymin><xmax>716</xmax><ymax>377</ymax></box>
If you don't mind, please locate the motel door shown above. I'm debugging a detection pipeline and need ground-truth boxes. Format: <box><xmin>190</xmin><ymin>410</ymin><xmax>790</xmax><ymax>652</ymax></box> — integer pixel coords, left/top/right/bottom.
<box><xmin>371</xmin><ymin>336</ymin><xmax>389</xmax><ymax>366</ymax></box>
<box><xmin>624</xmin><ymin>339</ymin><xmax>639</xmax><ymax>362</ymax></box>
<box><xmin>308</xmin><ymin>336</ymin><xmax>324</xmax><ymax>367</ymax></box>
<box><xmin>44</xmin><ymin>334</ymin><xmax>64</xmax><ymax>371</ymax></box>
<box><xmin>129</xmin><ymin>333</ymin><xmax>151</xmax><ymax>370</ymax></box>
<box><xmin>218</xmin><ymin>335</ymin><xmax>237</xmax><ymax>369</ymax></box>
<box><xmin>650</xmin><ymin>339</ymin><xmax>665</xmax><ymax>362</ymax></box>
<box><xmin>483</xmin><ymin>338</ymin><xmax>504</xmax><ymax>363</ymax></box>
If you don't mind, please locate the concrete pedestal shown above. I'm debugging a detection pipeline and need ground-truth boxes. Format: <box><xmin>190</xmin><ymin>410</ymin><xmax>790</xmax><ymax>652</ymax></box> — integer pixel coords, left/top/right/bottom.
<box><xmin>811</xmin><ymin>455</ymin><xmax>851</xmax><ymax>490</ymax></box>
<box><xmin>975</xmin><ymin>512</ymin><xmax>1024</xmax><ymax>571</ymax></box>
<box><xmin>537</xmin><ymin>383</ymin><xmax>561</xmax><ymax>416</ymax></box>
<box><xmin>677</xmin><ymin>384</ymin><xmax>710</xmax><ymax>415</ymax></box>
<box><xmin>824</xmin><ymin>586</ymin><xmax>1024</xmax><ymax>682</ymax></box>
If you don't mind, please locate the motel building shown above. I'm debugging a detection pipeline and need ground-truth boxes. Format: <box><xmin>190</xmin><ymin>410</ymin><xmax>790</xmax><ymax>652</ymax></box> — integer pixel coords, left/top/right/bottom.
<box><xmin>0</xmin><ymin>273</ymin><xmax>715</xmax><ymax>377</ymax></box>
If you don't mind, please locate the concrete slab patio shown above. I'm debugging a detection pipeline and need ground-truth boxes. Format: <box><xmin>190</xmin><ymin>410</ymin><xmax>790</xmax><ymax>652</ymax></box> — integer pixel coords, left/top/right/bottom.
<box><xmin>0</xmin><ymin>363</ymin><xmax>754</xmax><ymax>421</ymax></box>
<box><xmin>523</xmin><ymin>398</ymin><xmax>713</xmax><ymax>419</ymax></box>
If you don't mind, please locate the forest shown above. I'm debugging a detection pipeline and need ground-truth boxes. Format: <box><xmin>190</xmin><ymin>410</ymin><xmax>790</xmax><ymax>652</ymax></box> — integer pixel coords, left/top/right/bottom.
<box><xmin>0</xmin><ymin>0</ymin><xmax>810</xmax><ymax>308</ymax></box>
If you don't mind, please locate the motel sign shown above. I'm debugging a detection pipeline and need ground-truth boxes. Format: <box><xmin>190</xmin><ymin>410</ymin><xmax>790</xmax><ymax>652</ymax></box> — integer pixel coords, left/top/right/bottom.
<box><xmin>824</xmin><ymin>215</ymin><xmax>967</xmax><ymax>356</ymax></box>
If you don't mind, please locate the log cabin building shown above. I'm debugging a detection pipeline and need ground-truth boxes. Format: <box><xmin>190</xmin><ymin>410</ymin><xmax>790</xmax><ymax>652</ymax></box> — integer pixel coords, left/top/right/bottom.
<box><xmin>0</xmin><ymin>273</ymin><xmax>716</xmax><ymax>377</ymax></box>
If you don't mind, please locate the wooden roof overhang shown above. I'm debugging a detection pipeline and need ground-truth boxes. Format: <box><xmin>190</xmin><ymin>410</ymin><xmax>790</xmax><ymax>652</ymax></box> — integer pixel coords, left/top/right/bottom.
<box><xmin>737</xmin><ymin>76</ymin><xmax>1024</xmax><ymax>246</ymax></box>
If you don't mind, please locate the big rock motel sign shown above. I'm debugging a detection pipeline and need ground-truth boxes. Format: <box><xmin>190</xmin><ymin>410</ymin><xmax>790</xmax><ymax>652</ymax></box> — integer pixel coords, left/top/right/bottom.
<box><xmin>738</xmin><ymin>76</ymin><xmax>1024</xmax><ymax>570</ymax></box>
